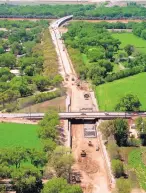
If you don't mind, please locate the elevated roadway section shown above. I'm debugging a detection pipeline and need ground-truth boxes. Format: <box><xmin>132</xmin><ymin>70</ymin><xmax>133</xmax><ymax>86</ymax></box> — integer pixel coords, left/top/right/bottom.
<box><xmin>0</xmin><ymin>112</ymin><xmax>146</xmax><ymax>120</ymax></box>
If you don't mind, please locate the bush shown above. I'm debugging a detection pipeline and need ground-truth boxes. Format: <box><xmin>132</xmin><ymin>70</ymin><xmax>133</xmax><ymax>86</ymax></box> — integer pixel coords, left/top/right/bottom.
<box><xmin>108</xmin><ymin>140</ymin><xmax>121</xmax><ymax>160</ymax></box>
<box><xmin>34</xmin><ymin>89</ymin><xmax>61</xmax><ymax>103</ymax></box>
<box><xmin>116</xmin><ymin>178</ymin><xmax>131</xmax><ymax>193</ymax></box>
<box><xmin>111</xmin><ymin>159</ymin><xmax>124</xmax><ymax>178</ymax></box>
<box><xmin>127</xmin><ymin>137</ymin><xmax>141</xmax><ymax>147</ymax></box>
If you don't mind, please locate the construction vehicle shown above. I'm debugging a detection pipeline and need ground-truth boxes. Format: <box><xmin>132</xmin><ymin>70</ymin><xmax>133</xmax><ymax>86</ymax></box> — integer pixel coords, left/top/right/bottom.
<box><xmin>75</xmin><ymin>174</ymin><xmax>81</xmax><ymax>183</ymax></box>
<box><xmin>76</xmin><ymin>81</ymin><xmax>80</xmax><ymax>87</ymax></box>
<box><xmin>88</xmin><ymin>141</ymin><xmax>93</xmax><ymax>146</ymax></box>
<box><xmin>65</xmin><ymin>75</ymin><xmax>69</xmax><ymax>81</ymax></box>
<box><xmin>81</xmin><ymin>150</ymin><xmax>86</xmax><ymax>157</ymax></box>
<box><xmin>84</xmin><ymin>92</ymin><xmax>90</xmax><ymax>100</ymax></box>
<box><xmin>96</xmin><ymin>145</ymin><xmax>100</xmax><ymax>151</ymax></box>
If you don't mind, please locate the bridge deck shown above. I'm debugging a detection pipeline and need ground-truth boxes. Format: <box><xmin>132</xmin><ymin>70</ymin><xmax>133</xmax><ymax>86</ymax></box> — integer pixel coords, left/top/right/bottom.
<box><xmin>0</xmin><ymin>112</ymin><xmax>145</xmax><ymax>119</ymax></box>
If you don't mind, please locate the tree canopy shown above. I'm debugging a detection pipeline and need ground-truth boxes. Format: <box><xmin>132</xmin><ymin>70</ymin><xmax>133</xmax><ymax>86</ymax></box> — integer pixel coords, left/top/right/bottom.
<box><xmin>115</xmin><ymin>94</ymin><xmax>141</xmax><ymax>112</ymax></box>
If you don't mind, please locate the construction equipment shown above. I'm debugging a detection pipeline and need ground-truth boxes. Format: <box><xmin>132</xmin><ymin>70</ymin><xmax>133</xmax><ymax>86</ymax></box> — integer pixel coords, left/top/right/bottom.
<box><xmin>96</xmin><ymin>145</ymin><xmax>100</xmax><ymax>151</ymax></box>
<box><xmin>81</xmin><ymin>150</ymin><xmax>86</xmax><ymax>157</ymax></box>
<box><xmin>88</xmin><ymin>141</ymin><xmax>93</xmax><ymax>146</ymax></box>
<box><xmin>75</xmin><ymin>173</ymin><xmax>81</xmax><ymax>183</ymax></box>
<box><xmin>84</xmin><ymin>92</ymin><xmax>90</xmax><ymax>100</ymax></box>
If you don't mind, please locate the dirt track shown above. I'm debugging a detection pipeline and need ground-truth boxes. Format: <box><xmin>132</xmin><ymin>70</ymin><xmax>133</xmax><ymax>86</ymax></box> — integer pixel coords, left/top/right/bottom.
<box><xmin>72</xmin><ymin>124</ymin><xmax>110</xmax><ymax>193</ymax></box>
<box><xmin>0</xmin><ymin>117</ymin><xmax>38</xmax><ymax>124</ymax></box>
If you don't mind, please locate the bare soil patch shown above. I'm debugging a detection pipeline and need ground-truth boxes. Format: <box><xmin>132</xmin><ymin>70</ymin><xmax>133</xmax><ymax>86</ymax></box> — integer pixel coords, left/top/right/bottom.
<box><xmin>0</xmin><ymin>117</ymin><xmax>38</xmax><ymax>124</ymax></box>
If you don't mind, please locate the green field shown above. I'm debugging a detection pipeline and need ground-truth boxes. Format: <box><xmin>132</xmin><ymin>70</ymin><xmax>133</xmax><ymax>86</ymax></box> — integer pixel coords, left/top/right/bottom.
<box><xmin>96</xmin><ymin>72</ymin><xmax>146</xmax><ymax>111</ymax></box>
<box><xmin>0</xmin><ymin>123</ymin><xmax>41</xmax><ymax>149</ymax></box>
<box><xmin>112</xmin><ymin>33</ymin><xmax>146</xmax><ymax>52</ymax></box>
<box><xmin>128</xmin><ymin>148</ymin><xmax>146</xmax><ymax>190</ymax></box>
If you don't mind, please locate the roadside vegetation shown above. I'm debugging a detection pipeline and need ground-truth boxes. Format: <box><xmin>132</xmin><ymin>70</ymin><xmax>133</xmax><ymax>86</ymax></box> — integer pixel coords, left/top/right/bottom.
<box><xmin>1</xmin><ymin>3</ymin><xmax>146</xmax><ymax>19</ymax></box>
<box><xmin>0</xmin><ymin>20</ymin><xmax>63</xmax><ymax>112</ymax></box>
<box><xmin>99</xmin><ymin>117</ymin><xmax>146</xmax><ymax>193</ymax></box>
<box><xmin>0</xmin><ymin>110</ymin><xmax>82</xmax><ymax>193</ymax></box>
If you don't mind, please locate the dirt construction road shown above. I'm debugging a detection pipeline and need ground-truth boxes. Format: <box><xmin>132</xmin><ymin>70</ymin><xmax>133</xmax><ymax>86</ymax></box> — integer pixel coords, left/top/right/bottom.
<box><xmin>50</xmin><ymin>17</ymin><xmax>111</xmax><ymax>193</ymax></box>
<box><xmin>72</xmin><ymin>124</ymin><xmax>110</xmax><ymax>193</ymax></box>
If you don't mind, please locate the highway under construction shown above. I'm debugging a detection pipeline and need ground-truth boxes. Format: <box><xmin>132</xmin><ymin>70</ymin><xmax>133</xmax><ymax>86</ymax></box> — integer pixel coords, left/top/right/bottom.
<box><xmin>0</xmin><ymin>15</ymin><xmax>144</xmax><ymax>193</ymax></box>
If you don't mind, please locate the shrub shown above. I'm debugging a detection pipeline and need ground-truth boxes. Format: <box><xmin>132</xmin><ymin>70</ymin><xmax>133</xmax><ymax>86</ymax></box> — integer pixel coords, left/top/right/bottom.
<box><xmin>116</xmin><ymin>178</ymin><xmax>131</xmax><ymax>193</ymax></box>
<box><xmin>108</xmin><ymin>140</ymin><xmax>121</xmax><ymax>160</ymax></box>
<box><xmin>34</xmin><ymin>89</ymin><xmax>61</xmax><ymax>103</ymax></box>
<box><xmin>111</xmin><ymin>159</ymin><xmax>124</xmax><ymax>178</ymax></box>
<box><xmin>127</xmin><ymin>138</ymin><xmax>141</xmax><ymax>147</ymax></box>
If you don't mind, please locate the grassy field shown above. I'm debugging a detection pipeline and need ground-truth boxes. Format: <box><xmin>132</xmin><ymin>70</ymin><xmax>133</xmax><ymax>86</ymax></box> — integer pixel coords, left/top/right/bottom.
<box><xmin>0</xmin><ymin>123</ymin><xmax>41</xmax><ymax>149</ymax></box>
<box><xmin>112</xmin><ymin>33</ymin><xmax>146</xmax><ymax>52</ymax></box>
<box><xmin>128</xmin><ymin>148</ymin><xmax>146</xmax><ymax>190</ymax></box>
<box><xmin>96</xmin><ymin>72</ymin><xmax>146</xmax><ymax>111</ymax></box>
<box><xmin>17</xmin><ymin>96</ymin><xmax>66</xmax><ymax>113</ymax></box>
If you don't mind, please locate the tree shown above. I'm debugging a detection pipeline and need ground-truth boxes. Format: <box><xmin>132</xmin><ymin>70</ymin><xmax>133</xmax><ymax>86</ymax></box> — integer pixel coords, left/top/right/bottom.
<box><xmin>98</xmin><ymin>59</ymin><xmax>113</xmax><ymax>73</ymax></box>
<box><xmin>98</xmin><ymin>120</ymin><xmax>115</xmax><ymax>139</ymax></box>
<box><xmin>38</xmin><ymin>111</ymin><xmax>59</xmax><ymax>140</ymax></box>
<box><xmin>28</xmin><ymin>149</ymin><xmax>47</xmax><ymax>168</ymax></box>
<box><xmin>0</xmin><ymin>67</ymin><xmax>14</xmax><ymax>82</ymax></box>
<box><xmin>124</xmin><ymin>44</ymin><xmax>134</xmax><ymax>56</ymax></box>
<box><xmin>135</xmin><ymin>117</ymin><xmax>146</xmax><ymax>133</ymax></box>
<box><xmin>42</xmin><ymin>139</ymin><xmax>56</xmax><ymax>153</ymax></box>
<box><xmin>0</xmin><ymin>164</ymin><xmax>11</xmax><ymax>178</ymax></box>
<box><xmin>42</xmin><ymin>177</ymin><xmax>82</xmax><ymax>193</ymax></box>
<box><xmin>141</xmin><ymin>29</ymin><xmax>146</xmax><ymax>40</ymax></box>
<box><xmin>12</xmin><ymin>165</ymin><xmax>42</xmax><ymax>193</ymax></box>
<box><xmin>87</xmin><ymin>47</ymin><xmax>105</xmax><ymax>62</ymax></box>
<box><xmin>0</xmin><ymin>184</ymin><xmax>6</xmax><ymax>193</ymax></box>
<box><xmin>111</xmin><ymin>159</ymin><xmax>124</xmax><ymax>178</ymax></box>
<box><xmin>0</xmin><ymin>53</ymin><xmax>16</xmax><ymax>68</ymax></box>
<box><xmin>52</xmin><ymin>75</ymin><xmax>63</xmax><ymax>87</ymax></box>
<box><xmin>2</xmin><ymin>89</ymin><xmax>20</xmax><ymax>104</ymax></box>
<box><xmin>0</xmin><ymin>46</ymin><xmax>4</xmax><ymax>54</ymax></box>
<box><xmin>34</xmin><ymin>76</ymin><xmax>50</xmax><ymax>92</ymax></box>
<box><xmin>11</xmin><ymin>42</ymin><xmax>24</xmax><ymax>55</ymax></box>
<box><xmin>115</xmin><ymin>94</ymin><xmax>141</xmax><ymax>112</ymax></box>
<box><xmin>114</xmin><ymin>119</ymin><xmax>129</xmax><ymax>146</ymax></box>
<box><xmin>24</xmin><ymin>66</ymin><xmax>34</xmax><ymax>76</ymax></box>
<box><xmin>135</xmin><ymin>117</ymin><xmax>146</xmax><ymax>145</ymax></box>
<box><xmin>50</xmin><ymin>146</ymin><xmax>74</xmax><ymax>181</ymax></box>
<box><xmin>9</xmin><ymin>147</ymin><xmax>27</xmax><ymax>168</ymax></box>
<box><xmin>117</xmin><ymin>50</ymin><xmax>128</xmax><ymax>61</ymax></box>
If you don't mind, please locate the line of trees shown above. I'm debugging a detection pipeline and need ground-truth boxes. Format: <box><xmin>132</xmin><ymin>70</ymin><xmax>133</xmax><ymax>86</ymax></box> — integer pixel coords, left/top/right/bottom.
<box><xmin>1</xmin><ymin>4</ymin><xmax>146</xmax><ymax>19</ymax></box>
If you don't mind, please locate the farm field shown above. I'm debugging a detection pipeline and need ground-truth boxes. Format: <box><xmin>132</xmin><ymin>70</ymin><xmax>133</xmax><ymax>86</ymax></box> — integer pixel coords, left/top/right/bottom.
<box><xmin>96</xmin><ymin>72</ymin><xmax>146</xmax><ymax>111</ymax></box>
<box><xmin>112</xmin><ymin>33</ymin><xmax>146</xmax><ymax>53</ymax></box>
<box><xmin>0</xmin><ymin>123</ymin><xmax>41</xmax><ymax>148</ymax></box>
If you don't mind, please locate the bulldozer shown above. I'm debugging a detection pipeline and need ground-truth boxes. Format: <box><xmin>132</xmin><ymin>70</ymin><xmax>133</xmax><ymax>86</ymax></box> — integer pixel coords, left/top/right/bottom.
<box><xmin>80</xmin><ymin>150</ymin><xmax>86</xmax><ymax>157</ymax></box>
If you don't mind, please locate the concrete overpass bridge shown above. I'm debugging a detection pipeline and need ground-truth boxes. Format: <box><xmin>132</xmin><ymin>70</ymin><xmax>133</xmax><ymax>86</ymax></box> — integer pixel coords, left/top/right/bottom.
<box><xmin>0</xmin><ymin>112</ymin><xmax>146</xmax><ymax>120</ymax></box>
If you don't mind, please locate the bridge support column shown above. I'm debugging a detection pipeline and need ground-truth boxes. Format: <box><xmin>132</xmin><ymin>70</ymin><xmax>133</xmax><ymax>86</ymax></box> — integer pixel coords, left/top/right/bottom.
<box><xmin>68</xmin><ymin>120</ymin><xmax>72</xmax><ymax>148</ymax></box>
